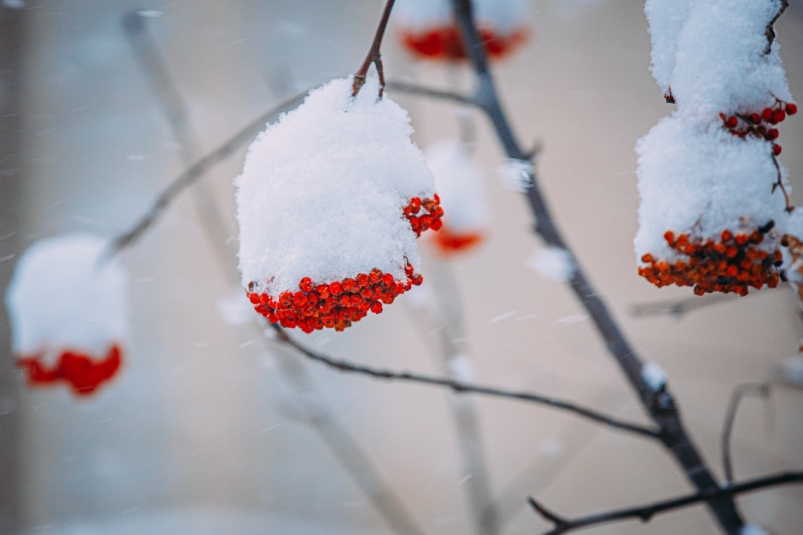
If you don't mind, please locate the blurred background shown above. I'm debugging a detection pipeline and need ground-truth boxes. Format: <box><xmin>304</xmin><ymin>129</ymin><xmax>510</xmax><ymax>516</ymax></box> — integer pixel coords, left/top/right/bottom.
<box><xmin>1</xmin><ymin>0</ymin><xmax>802</xmax><ymax>534</ymax></box>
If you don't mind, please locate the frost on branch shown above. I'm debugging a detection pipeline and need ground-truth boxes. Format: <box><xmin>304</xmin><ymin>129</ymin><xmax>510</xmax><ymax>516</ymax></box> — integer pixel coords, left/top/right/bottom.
<box><xmin>236</xmin><ymin>76</ymin><xmax>440</xmax><ymax>332</ymax></box>
<box><xmin>424</xmin><ymin>139</ymin><xmax>489</xmax><ymax>255</ymax></box>
<box><xmin>393</xmin><ymin>0</ymin><xmax>529</xmax><ymax>61</ymax></box>
<box><xmin>5</xmin><ymin>234</ymin><xmax>129</xmax><ymax>396</ymax></box>
<box><xmin>636</xmin><ymin>0</ymin><xmax>796</xmax><ymax>296</ymax></box>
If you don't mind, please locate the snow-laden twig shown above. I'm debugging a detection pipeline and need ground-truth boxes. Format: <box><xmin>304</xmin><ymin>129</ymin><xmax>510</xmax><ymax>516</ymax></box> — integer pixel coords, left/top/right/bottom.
<box><xmin>270</xmin><ymin>323</ymin><xmax>659</xmax><ymax>438</ymax></box>
<box><xmin>448</xmin><ymin>0</ymin><xmax>745</xmax><ymax>531</ymax></box>
<box><xmin>527</xmin><ymin>471</ymin><xmax>803</xmax><ymax>535</ymax></box>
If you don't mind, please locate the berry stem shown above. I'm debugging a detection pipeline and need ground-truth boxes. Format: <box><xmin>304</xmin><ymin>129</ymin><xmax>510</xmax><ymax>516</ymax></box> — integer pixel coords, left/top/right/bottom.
<box><xmin>352</xmin><ymin>0</ymin><xmax>396</xmax><ymax>97</ymax></box>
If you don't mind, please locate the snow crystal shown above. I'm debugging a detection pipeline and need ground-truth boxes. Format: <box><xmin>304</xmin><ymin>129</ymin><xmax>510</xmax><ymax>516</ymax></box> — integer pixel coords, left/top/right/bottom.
<box><xmin>235</xmin><ymin>76</ymin><xmax>435</xmax><ymax>296</ymax></box>
<box><xmin>740</xmin><ymin>525</ymin><xmax>768</xmax><ymax>535</ymax></box>
<box><xmin>641</xmin><ymin>361</ymin><xmax>667</xmax><ymax>391</ymax></box>
<box><xmin>496</xmin><ymin>158</ymin><xmax>533</xmax><ymax>192</ymax></box>
<box><xmin>393</xmin><ymin>0</ymin><xmax>528</xmax><ymax>33</ymax></box>
<box><xmin>635</xmin><ymin>115</ymin><xmax>787</xmax><ymax>260</ymax></box>
<box><xmin>645</xmin><ymin>0</ymin><xmax>791</xmax><ymax>116</ymax></box>
<box><xmin>526</xmin><ymin>246</ymin><xmax>575</xmax><ymax>282</ymax></box>
<box><xmin>448</xmin><ymin>354</ymin><xmax>474</xmax><ymax>382</ymax></box>
<box><xmin>5</xmin><ymin>233</ymin><xmax>129</xmax><ymax>359</ymax></box>
<box><xmin>425</xmin><ymin>139</ymin><xmax>489</xmax><ymax>232</ymax></box>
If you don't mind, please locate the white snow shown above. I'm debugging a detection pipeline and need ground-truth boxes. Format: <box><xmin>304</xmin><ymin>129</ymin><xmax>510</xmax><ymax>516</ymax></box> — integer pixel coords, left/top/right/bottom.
<box><xmin>448</xmin><ymin>354</ymin><xmax>474</xmax><ymax>382</ymax></box>
<box><xmin>635</xmin><ymin>116</ymin><xmax>787</xmax><ymax>260</ymax></box>
<box><xmin>641</xmin><ymin>361</ymin><xmax>667</xmax><ymax>391</ymax></box>
<box><xmin>637</xmin><ymin>0</ymin><xmax>794</xmax><ymax>263</ymax></box>
<box><xmin>526</xmin><ymin>246</ymin><xmax>575</xmax><ymax>282</ymax></box>
<box><xmin>393</xmin><ymin>0</ymin><xmax>528</xmax><ymax>33</ymax></box>
<box><xmin>740</xmin><ymin>525</ymin><xmax>768</xmax><ymax>535</ymax></box>
<box><xmin>496</xmin><ymin>158</ymin><xmax>533</xmax><ymax>192</ymax></box>
<box><xmin>645</xmin><ymin>0</ymin><xmax>791</xmax><ymax>115</ymax></box>
<box><xmin>425</xmin><ymin>139</ymin><xmax>489</xmax><ymax>233</ymax></box>
<box><xmin>5</xmin><ymin>233</ymin><xmax>129</xmax><ymax>359</ymax></box>
<box><xmin>235</xmin><ymin>76</ymin><xmax>435</xmax><ymax>296</ymax></box>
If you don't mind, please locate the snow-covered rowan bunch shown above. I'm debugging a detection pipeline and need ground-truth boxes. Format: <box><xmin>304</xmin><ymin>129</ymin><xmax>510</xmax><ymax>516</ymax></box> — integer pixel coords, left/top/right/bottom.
<box><xmin>393</xmin><ymin>0</ymin><xmax>529</xmax><ymax>61</ymax></box>
<box><xmin>5</xmin><ymin>234</ymin><xmax>129</xmax><ymax>396</ymax></box>
<box><xmin>424</xmin><ymin>139</ymin><xmax>489</xmax><ymax>255</ymax></box>
<box><xmin>636</xmin><ymin>0</ymin><xmax>795</xmax><ymax>296</ymax></box>
<box><xmin>235</xmin><ymin>76</ymin><xmax>439</xmax><ymax>331</ymax></box>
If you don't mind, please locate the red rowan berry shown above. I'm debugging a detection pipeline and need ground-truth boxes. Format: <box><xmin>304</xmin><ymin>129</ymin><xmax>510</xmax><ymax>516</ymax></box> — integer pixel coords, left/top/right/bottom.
<box><xmin>773</xmin><ymin>109</ymin><xmax>786</xmax><ymax>123</ymax></box>
<box><xmin>330</xmin><ymin>281</ymin><xmax>343</xmax><ymax>296</ymax></box>
<box><xmin>356</xmin><ymin>273</ymin><xmax>369</xmax><ymax>287</ymax></box>
<box><xmin>299</xmin><ymin>277</ymin><xmax>313</xmax><ymax>293</ymax></box>
<box><xmin>762</xmin><ymin>108</ymin><xmax>774</xmax><ymax>121</ymax></box>
<box><xmin>787</xmin><ymin>103</ymin><xmax>798</xmax><ymax>115</ymax></box>
<box><xmin>773</xmin><ymin>144</ymin><xmax>782</xmax><ymax>155</ymax></box>
<box><xmin>370</xmin><ymin>302</ymin><xmax>383</xmax><ymax>314</ymax></box>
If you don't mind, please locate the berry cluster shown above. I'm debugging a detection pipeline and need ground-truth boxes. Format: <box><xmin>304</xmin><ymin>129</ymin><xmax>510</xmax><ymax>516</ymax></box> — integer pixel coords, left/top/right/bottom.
<box><xmin>404</xmin><ymin>195</ymin><xmax>444</xmax><ymax>236</ymax></box>
<box><xmin>247</xmin><ymin>263</ymin><xmax>423</xmax><ymax>333</ymax></box>
<box><xmin>638</xmin><ymin>223</ymin><xmax>782</xmax><ymax>296</ymax></box>
<box><xmin>399</xmin><ymin>27</ymin><xmax>528</xmax><ymax>62</ymax></box>
<box><xmin>720</xmin><ymin>101</ymin><xmax>797</xmax><ymax>156</ymax></box>
<box><xmin>432</xmin><ymin>226</ymin><xmax>484</xmax><ymax>255</ymax></box>
<box><xmin>16</xmin><ymin>345</ymin><xmax>123</xmax><ymax>396</ymax></box>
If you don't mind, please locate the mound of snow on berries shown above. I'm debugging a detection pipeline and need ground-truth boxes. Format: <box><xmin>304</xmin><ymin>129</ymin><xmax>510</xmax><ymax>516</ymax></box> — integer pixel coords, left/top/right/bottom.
<box><xmin>425</xmin><ymin>139</ymin><xmax>488</xmax><ymax>233</ymax></box>
<box><xmin>645</xmin><ymin>0</ymin><xmax>791</xmax><ymax>115</ymax></box>
<box><xmin>394</xmin><ymin>0</ymin><xmax>528</xmax><ymax>32</ymax></box>
<box><xmin>5</xmin><ymin>233</ymin><xmax>129</xmax><ymax>358</ymax></box>
<box><xmin>236</xmin><ymin>76</ymin><xmax>435</xmax><ymax>296</ymax></box>
<box><xmin>635</xmin><ymin>115</ymin><xmax>786</xmax><ymax>260</ymax></box>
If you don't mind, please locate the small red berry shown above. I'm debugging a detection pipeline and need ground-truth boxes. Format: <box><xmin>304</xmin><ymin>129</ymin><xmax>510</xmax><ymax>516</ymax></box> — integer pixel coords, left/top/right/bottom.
<box><xmin>766</xmin><ymin>128</ymin><xmax>779</xmax><ymax>140</ymax></box>
<box><xmin>726</xmin><ymin>116</ymin><xmax>738</xmax><ymax>129</ymax></box>
<box><xmin>773</xmin><ymin>144</ymin><xmax>782</xmax><ymax>155</ymax></box>
<box><xmin>762</xmin><ymin>108</ymin><xmax>774</xmax><ymax>121</ymax></box>
<box><xmin>381</xmin><ymin>273</ymin><xmax>394</xmax><ymax>287</ymax></box>
<box><xmin>299</xmin><ymin>277</ymin><xmax>313</xmax><ymax>293</ymax></box>
<box><xmin>721</xmin><ymin>229</ymin><xmax>733</xmax><ymax>242</ymax></box>
<box><xmin>787</xmin><ymin>103</ymin><xmax>798</xmax><ymax>115</ymax></box>
<box><xmin>342</xmin><ymin>278</ymin><xmax>356</xmax><ymax>292</ymax></box>
<box><xmin>773</xmin><ymin>109</ymin><xmax>786</xmax><ymax>123</ymax></box>
<box><xmin>370</xmin><ymin>302</ymin><xmax>383</xmax><ymax>314</ymax></box>
<box><xmin>356</xmin><ymin>273</ymin><xmax>369</xmax><ymax>287</ymax></box>
<box><xmin>330</xmin><ymin>282</ymin><xmax>343</xmax><ymax>296</ymax></box>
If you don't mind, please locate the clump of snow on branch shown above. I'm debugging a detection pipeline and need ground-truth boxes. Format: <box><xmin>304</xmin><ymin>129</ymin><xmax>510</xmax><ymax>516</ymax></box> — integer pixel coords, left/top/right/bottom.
<box><xmin>636</xmin><ymin>0</ymin><xmax>795</xmax><ymax>296</ymax></box>
<box><xmin>526</xmin><ymin>246</ymin><xmax>575</xmax><ymax>282</ymax></box>
<box><xmin>496</xmin><ymin>158</ymin><xmax>533</xmax><ymax>193</ymax></box>
<box><xmin>393</xmin><ymin>0</ymin><xmax>529</xmax><ymax>61</ymax></box>
<box><xmin>5</xmin><ymin>234</ymin><xmax>129</xmax><ymax>395</ymax></box>
<box><xmin>235</xmin><ymin>76</ymin><xmax>435</xmax><ymax>297</ymax></box>
<box><xmin>425</xmin><ymin>139</ymin><xmax>489</xmax><ymax>254</ymax></box>
<box><xmin>6</xmin><ymin>234</ymin><xmax>129</xmax><ymax>358</ymax></box>
<box><xmin>641</xmin><ymin>361</ymin><xmax>667</xmax><ymax>391</ymax></box>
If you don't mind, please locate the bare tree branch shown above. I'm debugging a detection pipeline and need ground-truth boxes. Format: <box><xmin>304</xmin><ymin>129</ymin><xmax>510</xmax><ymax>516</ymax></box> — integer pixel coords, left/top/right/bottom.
<box><xmin>385</xmin><ymin>80</ymin><xmax>478</xmax><ymax>107</ymax></box>
<box><xmin>103</xmin><ymin>89</ymin><xmax>308</xmax><ymax>260</ymax></box>
<box><xmin>528</xmin><ymin>471</ymin><xmax>803</xmax><ymax>535</ymax></box>
<box><xmin>449</xmin><ymin>0</ymin><xmax>746</xmax><ymax>531</ymax></box>
<box><xmin>630</xmin><ymin>294</ymin><xmax>738</xmax><ymax>320</ymax></box>
<box><xmin>270</xmin><ymin>324</ymin><xmax>659</xmax><ymax>438</ymax></box>
<box><xmin>352</xmin><ymin>0</ymin><xmax>395</xmax><ymax>96</ymax></box>
<box><xmin>721</xmin><ymin>383</ymin><xmax>772</xmax><ymax>486</ymax></box>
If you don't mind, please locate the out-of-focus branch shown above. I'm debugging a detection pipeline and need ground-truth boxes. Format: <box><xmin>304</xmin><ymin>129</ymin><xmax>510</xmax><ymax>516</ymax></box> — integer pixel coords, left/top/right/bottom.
<box><xmin>721</xmin><ymin>383</ymin><xmax>772</xmax><ymax>486</ymax></box>
<box><xmin>103</xmin><ymin>89</ymin><xmax>308</xmax><ymax>259</ymax></box>
<box><xmin>629</xmin><ymin>294</ymin><xmax>738</xmax><ymax>320</ymax></box>
<box><xmin>386</xmin><ymin>80</ymin><xmax>478</xmax><ymax>107</ymax></box>
<box><xmin>449</xmin><ymin>0</ymin><xmax>745</xmax><ymax>531</ymax></box>
<box><xmin>271</xmin><ymin>324</ymin><xmax>659</xmax><ymax>438</ymax></box>
<box><xmin>527</xmin><ymin>471</ymin><xmax>803</xmax><ymax>535</ymax></box>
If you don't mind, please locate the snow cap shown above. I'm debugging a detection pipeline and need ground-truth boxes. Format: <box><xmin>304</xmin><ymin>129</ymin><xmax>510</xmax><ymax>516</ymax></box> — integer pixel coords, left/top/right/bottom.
<box><xmin>5</xmin><ymin>233</ymin><xmax>129</xmax><ymax>357</ymax></box>
<box><xmin>235</xmin><ymin>76</ymin><xmax>435</xmax><ymax>296</ymax></box>
<box><xmin>425</xmin><ymin>139</ymin><xmax>488</xmax><ymax>232</ymax></box>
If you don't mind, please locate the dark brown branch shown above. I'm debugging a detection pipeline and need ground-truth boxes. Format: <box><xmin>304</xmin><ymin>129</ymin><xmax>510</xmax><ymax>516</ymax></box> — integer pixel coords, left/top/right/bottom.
<box><xmin>449</xmin><ymin>0</ymin><xmax>745</xmax><ymax>532</ymax></box>
<box><xmin>764</xmin><ymin>0</ymin><xmax>788</xmax><ymax>55</ymax></box>
<box><xmin>528</xmin><ymin>471</ymin><xmax>803</xmax><ymax>535</ymax></box>
<box><xmin>721</xmin><ymin>383</ymin><xmax>772</xmax><ymax>485</ymax></box>
<box><xmin>103</xmin><ymin>90</ymin><xmax>308</xmax><ymax>260</ymax></box>
<box><xmin>270</xmin><ymin>324</ymin><xmax>659</xmax><ymax>438</ymax></box>
<box><xmin>352</xmin><ymin>0</ymin><xmax>395</xmax><ymax>97</ymax></box>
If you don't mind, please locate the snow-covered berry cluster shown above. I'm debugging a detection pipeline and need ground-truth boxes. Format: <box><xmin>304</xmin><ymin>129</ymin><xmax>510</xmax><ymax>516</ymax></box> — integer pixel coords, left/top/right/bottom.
<box><xmin>235</xmin><ymin>76</ymin><xmax>439</xmax><ymax>331</ymax></box>
<box><xmin>393</xmin><ymin>0</ymin><xmax>528</xmax><ymax>62</ymax></box>
<box><xmin>423</xmin><ymin>139</ymin><xmax>489</xmax><ymax>256</ymax></box>
<box><xmin>636</xmin><ymin>0</ymin><xmax>795</xmax><ymax>296</ymax></box>
<box><xmin>5</xmin><ymin>234</ymin><xmax>129</xmax><ymax>396</ymax></box>
<box><xmin>247</xmin><ymin>263</ymin><xmax>422</xmax><ymax>333</ymax></box>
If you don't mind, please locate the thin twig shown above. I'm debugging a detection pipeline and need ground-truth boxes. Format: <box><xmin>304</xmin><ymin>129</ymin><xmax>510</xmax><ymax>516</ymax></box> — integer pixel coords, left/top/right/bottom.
<box><xmin>270</xmin><ymin>324</ymin><xmax>659</xmax><ymax>438</ymax></box>
<box><xmin>449</xmin><ymin>0</ymin><xmax>745</xmax><ymax>531</ymax></box>
<box><xmin>528</xmin><ymin>471</ymin><xmax>803</xmax><ymax>535</ymax></box>
<box><xmin>629</xmin><ymin>294</ymin><xmax>738</xmax><ymax>320</ymax></box>
<box><xmin>102</xmin><ymin>90</ymin><xmax>308</xmax><ymax>260</ymax></box>
<box><xmin>385</xmin><ymin>80</ymin><xmax>478</xmax><ymax>107</ymax></box>
<box><xmin>352</xmin><ymin>0</ymin><xmax>395</xmax><ymax>97</ymax></box>
<box><xmin>721</xmin><ymin>383</ymin><xmax>772</xmax><ymax>485</ymax></box>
